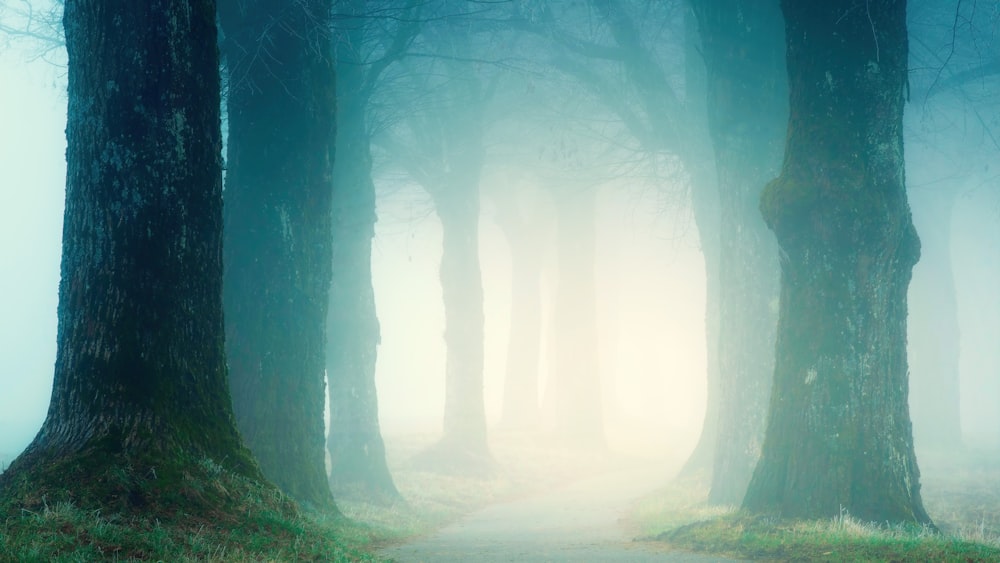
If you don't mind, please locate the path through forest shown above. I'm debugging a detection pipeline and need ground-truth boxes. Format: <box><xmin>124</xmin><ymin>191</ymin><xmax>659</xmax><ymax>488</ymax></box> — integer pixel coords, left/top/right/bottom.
<box><xmin>379</xmin><ymin>461</ymin><xmax>738</xmax><ymax>562</ymax></box>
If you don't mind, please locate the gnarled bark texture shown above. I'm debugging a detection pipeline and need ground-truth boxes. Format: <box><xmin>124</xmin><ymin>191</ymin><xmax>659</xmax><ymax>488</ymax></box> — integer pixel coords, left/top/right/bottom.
<box><xmin>219</xmin><ymin>0</ymin><xmax>337</xmax><ymax>509</ymax></box>
<box><xmin>743</xmin><ymin>0</ymin><xmax>931</xmax><ymax>524</ymax></box>
<box><xmin>689</xmin><ymin>0</ymin><xmax>786</xmax><ymax>505</ymax></box>
<box><xmin>0</xmin><ymin>0</ymin><xmax>260</xmax><ymax>514</ymax></box>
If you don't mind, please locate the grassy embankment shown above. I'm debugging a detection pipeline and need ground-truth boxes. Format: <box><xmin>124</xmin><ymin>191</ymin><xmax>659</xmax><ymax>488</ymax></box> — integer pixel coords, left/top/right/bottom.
<box><xmin>629</xmin><ymin>451</ymin><xmax>1000</xmax><ymax>562</ymax></box>
<box><xmin>0</xmin><ymin>431</ymin><xmax>613</xmax><ymax>561</ymax></box>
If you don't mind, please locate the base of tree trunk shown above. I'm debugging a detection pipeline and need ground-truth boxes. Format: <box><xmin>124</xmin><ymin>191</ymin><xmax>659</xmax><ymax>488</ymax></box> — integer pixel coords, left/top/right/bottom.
<box><xmin>409</xmin><ymin>438</ymin><xmax>496</xmax><ymax>478</ymax></box>
<box><xmin>0</xmin><ymin>442</ymin><xmax>283</xmax><ymax>525</ymax></box>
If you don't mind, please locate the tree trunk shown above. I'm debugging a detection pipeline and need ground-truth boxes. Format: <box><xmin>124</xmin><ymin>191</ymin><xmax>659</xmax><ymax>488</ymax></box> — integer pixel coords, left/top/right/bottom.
<box><xmin>0</xmin><ymin>0</ymin><xmax>261</xmax><ymax>515</ymax></box>
<box><xmin>690</xmin><ymin>0</ymin><xmax>786</xmax><ymax>506</ymax></box>
<box><xmin>908</xmin><ymin>187</ymin><xmax>962</xmax><ymax>450</ymax></box>
<box><xmin>678</xmin><ymin>2</ymin><xmax>722</xmax><ymax>478</ymax></box>
<box><xmin>219</xmin><ymin>0</ymin><xmax>337</xmax><ymax>509</ymax></box>
<box><xmin>422</xmin><ymin>177</ymin><xmax>492</xmax><ymax>472</ymax></box>
<box><xmin>493</xmin><ymin>187</ymin><xmax>546</xmax><ymax>430</ymax></box>
<box><xmin>744</xmin><ymin>0</ymin><xmax>931</xmax><ymax>524</ymax></box>
<box><xmin>544</xmin><ymin>187</ymin><xmax>604</xmax><ymax>448</ymax></box>
<box><xmin>326</xmin><ymin>54</ymin><xmax>399</xmax><ymax>500</ymax></box>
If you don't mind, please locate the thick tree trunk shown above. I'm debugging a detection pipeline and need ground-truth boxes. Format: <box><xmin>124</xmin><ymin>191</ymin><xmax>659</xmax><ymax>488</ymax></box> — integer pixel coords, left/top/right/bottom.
<box><xmin>0</xmin><ymin>0</ymin><xmax>261</xmax><ymax>515</ymax></box>
<box><xmin>690</xmin><ymin>0</ymin><xmax>786</xmax><ymax>506</ymax></box>
<box><xmin>326</xmin><ymin>70</ymin><xmax>399</xmax><ymax>500</ymax></box>
<box><xmin>219</xmin><ymin>0</ymin><xmax>337</xmax><ymax>509</ymax></box>
<box><xmin>744</xmin><ymin>0</ymin><xmax>931</xmax><ymax>524</ymax></box>
<box><xmin>544</xmin><ymin>187</ymin><xmax>605</xmax><ymax>448</ymax></box>
<box><xmin>907</xmin><ymin>188</ymin><xmax>962</xmax><ymax>450</ymax></box>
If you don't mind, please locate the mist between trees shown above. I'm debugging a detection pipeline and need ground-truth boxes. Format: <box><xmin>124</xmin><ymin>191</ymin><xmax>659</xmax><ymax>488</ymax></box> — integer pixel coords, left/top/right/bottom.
<box><xmin>0</xmin><ymin>0</ymin><xmax>998</xmax><ymax>543</ymax></box>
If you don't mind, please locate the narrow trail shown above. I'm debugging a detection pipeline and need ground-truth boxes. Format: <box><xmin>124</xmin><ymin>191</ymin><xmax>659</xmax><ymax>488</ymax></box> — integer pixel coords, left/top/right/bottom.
<box><xmin>379</xmin><ymin>462</ymin><xmax>738</xmax><ymax>562</ymax></box>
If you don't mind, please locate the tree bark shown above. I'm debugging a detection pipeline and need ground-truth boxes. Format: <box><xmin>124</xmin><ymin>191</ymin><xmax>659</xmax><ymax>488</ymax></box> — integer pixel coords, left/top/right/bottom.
<box><xmin>689</xmin><ymin>0</ymin><xmax>786</xmax><ymax>506</ymax></box>
<box><xmin>744</xmin><ymin>0</ymin><xmax>931</xmax><ymax>524</ymax></box>
<box><xmin>219</xmin><ymin>0</ymin><xmax>337</xmax><ymax>509</ymax></box>
<box><xmin>0</xmin><ymin>0</ymin><xmax>261</xmax><ymax>515</ymax></box>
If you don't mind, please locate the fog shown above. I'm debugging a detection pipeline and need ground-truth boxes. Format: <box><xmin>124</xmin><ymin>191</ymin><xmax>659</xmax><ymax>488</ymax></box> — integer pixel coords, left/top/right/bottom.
<box><xmin>2</xmin><ymin>4</ymin><xmax>1000</xmax><ymax>475</ymax></box>
<box><xmin>0</xmin><ymin>38</ymin><xmax>710</xmax><ymax>468</ymax></box>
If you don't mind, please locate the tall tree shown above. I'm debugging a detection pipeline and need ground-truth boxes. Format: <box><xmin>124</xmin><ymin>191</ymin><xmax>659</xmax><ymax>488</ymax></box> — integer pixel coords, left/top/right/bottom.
<box><xmin>688</xmin><ymin>0</ymin><xmax>786</xmax><ymax>505</ymax></box>
<box><xmin>544</xmin><ymin>185</ymin><xmax>605</xmax><ymax>446</ymax></box>
<box><xmin>744</xmin><ymin>0</ymin><xmax>931</xmax><ymax>524</ymax></box>
<box><xmin>0</xmin><ymin>0</ymin><xmax>261</xmax><ymax>513</ymax></box>
<box><xmin>219</xmin><ymin>0</ymin><xmax>337</xmax><ymax>508</ymax></box>
<box><xmin>326</xmin><ymin>0</ymin><xmax>418</xmax><ymax>501</ymax></box>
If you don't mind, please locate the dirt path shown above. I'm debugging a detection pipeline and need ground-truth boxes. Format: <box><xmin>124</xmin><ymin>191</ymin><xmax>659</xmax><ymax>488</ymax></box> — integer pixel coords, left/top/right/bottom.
<box><xmin>379</xmin><ymin>462</ymin><xmax>738</xmax><ymax>562</ymax></box>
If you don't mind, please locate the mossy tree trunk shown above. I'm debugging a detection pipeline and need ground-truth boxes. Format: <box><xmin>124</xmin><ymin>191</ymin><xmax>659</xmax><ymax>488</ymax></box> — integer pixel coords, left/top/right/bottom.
<box><xmin>689</xmin><ymin>0</ymin><xmax>786</xmax><ymax>505</ymax></box>
<box><xmin>325</xmin><ymin>0</ymin><xmax>407</xmax><ymax>502</ymax></box>
<box><xmin>219</xmin><ymin>0</ymin><xmax>337</xmax><ymax>509</ymax></box>
<box><xmin>544</xmin><ymin>187</ymin><xmax>604</xmax><ymax>448</ymax></box>
<box><xmin>743</xmin><ymin>0</ymin><xmax>931</xmax><ymax>524</ymax></box>
<box><xmin>0</xmin><ymin>0</ymin><xmax>262</xmax><ymax>514</ymax></box>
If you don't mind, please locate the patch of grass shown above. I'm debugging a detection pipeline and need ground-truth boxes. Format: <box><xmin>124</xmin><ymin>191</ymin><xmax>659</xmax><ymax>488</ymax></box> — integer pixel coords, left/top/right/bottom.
<box><xmin>0</xmin><ymin>455</ymin><xmax>381</xmax><ymax>562</ymax></box>
<box><xmin>628</xmin><ymin>472</ymin><xmax>1000</xmax><ymax>562</ymax></box>
<box><xmin>658</xmin><ymin>511</ymin><xmax>1000</xmax><ymax>562</ymax></box>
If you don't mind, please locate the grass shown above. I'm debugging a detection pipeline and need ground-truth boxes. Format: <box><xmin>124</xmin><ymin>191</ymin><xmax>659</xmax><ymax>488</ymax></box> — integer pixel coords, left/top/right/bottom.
<box><xmin>0</xmin><ymin>430</ymin><xmax>621</xmax><ymax>561</ymax></box>
<box><xmin>627</xmin><ymin>466</ymin><xmax>1000</xmax><ymax>562</ymax></box>
<box><xmin>0</xmin><ymin>454</ymin><xmax>380</xmax><ymax>562</ymax></box>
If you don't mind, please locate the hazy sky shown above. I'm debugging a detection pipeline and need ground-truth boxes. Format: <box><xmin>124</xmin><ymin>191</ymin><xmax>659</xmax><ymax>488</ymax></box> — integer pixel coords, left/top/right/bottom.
<box><xmin>0</xmin><ymin>46</ymin><xmax>65</xmax><ymax>458</ymax></box>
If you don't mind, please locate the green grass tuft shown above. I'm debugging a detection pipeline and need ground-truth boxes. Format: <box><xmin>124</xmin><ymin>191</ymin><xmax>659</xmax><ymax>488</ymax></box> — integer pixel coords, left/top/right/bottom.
<box><xmin>628</xmin><ymin>473</ymin><xmax>1000</xmax><ymax>562</ymax></box>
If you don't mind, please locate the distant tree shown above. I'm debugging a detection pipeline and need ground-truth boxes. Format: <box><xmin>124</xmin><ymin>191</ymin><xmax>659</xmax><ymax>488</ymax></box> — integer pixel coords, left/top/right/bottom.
<box><xmin>744</xmin><ymin>0</ymin><xmax>931</xmax><ymax>524</ymax></box>
<box><xmin>381</xmin><ymin>6</ymin><xmax>497</xmax><ymax>472</ymax></box>
<box><xmin>0</xmin><ymin>0</ymin><xmax>262</xmax><ymax>514</ymax></box>
<box><xmin>219</xmin><ymin>0</ymin><xmax>337</xmax><ymax>509</ymax></box>
<box><xmin>687</xmin><ymin>0</ymin><xmax>786</xmax><ymax>505</ymax></box>
<box><xmin>326</xmin><ymin>0</ymin><xmax>419</xmax><ymax>502</ymax></box>
<box><xmin>904</xmin><ymin>0</ymin><xmax>1000</xmax><ymax>451</ymax></box>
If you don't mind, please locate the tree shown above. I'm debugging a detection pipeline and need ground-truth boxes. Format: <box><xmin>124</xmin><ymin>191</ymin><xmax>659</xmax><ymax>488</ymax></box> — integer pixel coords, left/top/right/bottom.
<box><xmin>326</xmin><ymin>0</ymin><xmax>418</xmax><ymax>501</ymax></box>
<box><xmin>743</xmin><ymin>0</ymin><xmax>931</xmax><ymax>524</ymax></box>
<box><xmin>0</xmin><ymin>0</ymin><xmax>261</xmax><ymax>515</ymax></box>
<box><xmin>219</xmin><ymin>0</ymin><xmax>337</xmax><ymax>509</ymax></box>
<box><xmin>388</xmin><ymin>18</ymin><xmax>494</xmax><ymax>473</ymax></box>
<box><xmin>687</xmin><ymin>0</ymin><xmax>786</xmax><ymax>505</ymax></box>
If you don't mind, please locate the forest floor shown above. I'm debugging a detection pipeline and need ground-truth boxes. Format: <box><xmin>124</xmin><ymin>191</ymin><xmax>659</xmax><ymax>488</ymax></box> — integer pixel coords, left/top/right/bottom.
<box><xmin>341</xmin><ymin>431</ymin><xmax>736</xmax><ymax>562</ymax></box>
<box><xmin>347</xmin><ymin>435</ymin><xmax>1000</xmax><ymax>562</ymax></box>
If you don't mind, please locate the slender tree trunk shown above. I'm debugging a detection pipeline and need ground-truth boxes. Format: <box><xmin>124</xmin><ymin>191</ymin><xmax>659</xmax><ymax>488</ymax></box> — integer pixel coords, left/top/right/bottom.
<box><xmin>544</xmin><ymin>187</ymin><xmax>604</xmax><ymax>448</ymax></box>
<box><xmin>326</xmin><ymin>71</ymin><xmax>399</xmax><ymax>500</ymax></box>
<box><xmin>678</xmin><ymin>3</ymin><xmax>721</xmax><ymax>478</ymax></box>
<box><xmin>494</xmin><ymin>189</ymin><xmax>545</xmax><ymax>430</ymax></box>
<box><xmin>744</xmin><ymin>0</ymin><xmax>931</xmax><ymax>524</ymax></box>
<box><xmin>219</xmin><ymin>0</ymin><xmax>337</xmax><ymax>509</ymax></box>
<box><xmin>425</xmin><ymin>176</ymin><xmax>492</xmax><ymax>471</ymax></box>
<box><xmin>690</xmin><ymin>0</ymin><xmax>786</xmax><ymax>506</ymax></box>
<box><xmin>908</xmin><ymin>188</ymin><xmax>962</xmax><ymax>450</ymax></box>
<box><xmin>0</xmin><ymin>0</ymin><xmax>261</xmax><ymax>514</ymax></box>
